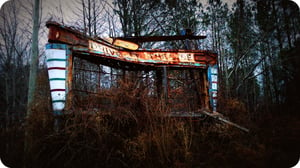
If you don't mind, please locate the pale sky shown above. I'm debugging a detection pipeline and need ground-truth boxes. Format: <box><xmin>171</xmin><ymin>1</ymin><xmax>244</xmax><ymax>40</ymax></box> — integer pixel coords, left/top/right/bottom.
<box><xmin>1</xmin><ymin>0</ymin><xmax>235</xmax><ymax>24</ymax></box>
<box><xmin>0</xmin><ymin>0</ymin><xmax>299</xmax><ymax>47</ymax></box>
<box><xmin>1</xmin><ymin>0</ymin><xmax>236</xmax><ymax>41</ymax></box>
<box><xmin>1</xmin><ymin>0</ymin><xmax>299</xmax><ymax>23</ymax></box>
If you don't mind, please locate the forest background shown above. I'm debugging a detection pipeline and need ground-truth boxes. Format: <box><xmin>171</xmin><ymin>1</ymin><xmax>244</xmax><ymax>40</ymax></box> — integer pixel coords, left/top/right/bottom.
<box><xmin>0</xmin><ymin>0</ymin><xmax>299</xmax><ymax>167</ymax></box>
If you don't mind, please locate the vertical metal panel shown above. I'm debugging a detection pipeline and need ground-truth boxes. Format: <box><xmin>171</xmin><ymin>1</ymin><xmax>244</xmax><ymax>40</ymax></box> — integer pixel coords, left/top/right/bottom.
<box><xmin>45</xmin><ymin>43</ymin><xmax>69</xmax><ymax>116</ymax></box>
<box><xmin>202</xmin><ymin>70</ymin><xmax>210</xmax><ymax>110</ymax></box>
<box><xmin>208</xmin><ymin>65</ymin><xmax>218</xmax><ymax>112</ymax></box>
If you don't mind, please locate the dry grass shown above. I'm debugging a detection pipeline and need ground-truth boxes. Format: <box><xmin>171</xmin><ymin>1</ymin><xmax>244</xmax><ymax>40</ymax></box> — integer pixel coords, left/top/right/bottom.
<box><xmin>1</xmin><ymin>70</ymin><xmax>299</xmax><ymax>168</ymax></box>
<box><xmin>23</xmin><ymin>79</ymin><xmax>199</xmax><ymax>167</ymax></box>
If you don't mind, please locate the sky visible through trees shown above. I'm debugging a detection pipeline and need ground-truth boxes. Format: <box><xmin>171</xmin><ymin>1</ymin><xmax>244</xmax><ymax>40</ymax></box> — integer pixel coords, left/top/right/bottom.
<box><xmin>0</xmin><ymin>0</ymin><xmax>299</xmax><ymax>167</ymax></box>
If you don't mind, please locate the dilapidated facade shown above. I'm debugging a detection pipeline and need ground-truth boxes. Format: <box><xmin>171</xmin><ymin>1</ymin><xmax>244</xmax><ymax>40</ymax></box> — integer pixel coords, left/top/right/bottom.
<box><xmin>45</xmin><ymin>21</ymin><xmax>218</xmax><ymax>117</ymax></box>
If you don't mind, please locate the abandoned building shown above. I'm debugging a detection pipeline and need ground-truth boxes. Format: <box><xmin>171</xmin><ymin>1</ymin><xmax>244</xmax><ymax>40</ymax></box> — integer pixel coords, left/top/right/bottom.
<box><xmin>45</xmin><ymin>21</ymin><xmax>218</xmax><ymax>118</ymax></box>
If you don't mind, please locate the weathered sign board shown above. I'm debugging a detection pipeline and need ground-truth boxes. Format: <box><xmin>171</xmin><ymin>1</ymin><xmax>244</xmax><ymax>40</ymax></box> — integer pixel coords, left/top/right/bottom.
<box><xmin>89</xmin><ymin>40</ymin><xmax>196</xmax><ymax>64</ymax></box>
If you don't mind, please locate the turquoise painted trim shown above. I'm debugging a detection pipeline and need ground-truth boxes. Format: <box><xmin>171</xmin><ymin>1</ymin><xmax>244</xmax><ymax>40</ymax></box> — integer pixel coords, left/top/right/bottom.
<box><xmin>47</xmin><ymin>58</ymin><xmax>67</xmax><ymax>62</ymax></box>
<box><xmin>53</xmin><ymin>111</ymin><xmax>63</xmax><ymax>116</ymax></box>
<box><xmin>178</xmin><ymin>62</ymin><xmax>206</xmax><ymax>67</ymax></box>
<box><xmin>49</xmin><ymin>78</ymin><xmax>66</xmax><ymax>81</ymax></box>
<box><xmin>66</xmin><ymin>47</ymin><xmax>71</xmax><ymax>56</ymax></box>
<box><xmin>65</xmin><ymin>46</ymin><xmax>72</xmax><ymax>96</ymax></box>
<box><xmin>46</xmin><ymin>43</ymin><xmax>68</xmax><ymax>50</ymax></box>
<box><xmin>52</xmin><ymin>100</ymin><xmax>66</xmax><ymax>103</ymax></box>
<box><xmin>208</xmin><ymin>65</ymin><xmax>218</xmax><ymax>111</ymax></box>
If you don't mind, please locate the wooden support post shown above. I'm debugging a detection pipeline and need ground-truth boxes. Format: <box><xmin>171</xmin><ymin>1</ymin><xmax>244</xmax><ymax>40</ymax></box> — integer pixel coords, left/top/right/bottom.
<box><xmin>98</xmin><ymin>64</ymin><xmax>101</xmax><ymax>91</ymax></box>
<box><xmin>156</xmin><ymin>68</ymin><xmax>162</xmax><ymax>98</ymax></box>
<box><xmin>190</xmin><ymin>69</ymin><xmax>201</xmax><ymax>109</ymax></box>
<box><xmin>201</xmin><ymin>70</ymin><xmax>210</xmax><ymax>110</ymax></box>
<box><xmin>123</xmin><ymin>69</ymin><xmax>126</xmax><ymax>82</ymax></box>
<box><xmin>156</xmin><ymin>66</ymin><xmax>168</xmax><ymax>102</ymax></box>
<box><xmin>110</xmin><ymin>67</ymin><xmax>113</xmax><ymax>87</ymax></box>
<box><xmin>162</xmin><ymin>66</ymin><xmax>168</xmax><ymax>102</ymax></box>
<box><xmin>65</xmin><ymin>50</ymin><xmax>73</xmax><ymax>111</ymax></box>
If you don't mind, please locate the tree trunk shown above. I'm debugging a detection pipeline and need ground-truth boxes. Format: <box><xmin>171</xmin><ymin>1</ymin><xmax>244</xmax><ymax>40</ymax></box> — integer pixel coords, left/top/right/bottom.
<box><xmin>25</xmin><ymin>0</ymin><xmax>40</xmax><ymax>166</ymax></box>
<box><xmin>27</xmin><ymin>0</ymin><xmax>40</xmax><ymax>117</ymax></box>
<box><xmin>272</xmin><ymin>0</ymin><xmax>283</xmax><ymax>50</ymax></box>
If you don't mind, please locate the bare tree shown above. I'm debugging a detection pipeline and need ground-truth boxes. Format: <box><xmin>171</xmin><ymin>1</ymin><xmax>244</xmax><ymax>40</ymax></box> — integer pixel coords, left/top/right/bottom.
<box><xmin>0</xmin><ymin>0</ymin><xmax>32</xmax><ymax>127</ymax></box>
<box><xmin>113</xmin><ymin>0</ymin><xmax>163</xmax><ymax>38</ymax></box>
<box><xmin>72</xmin><ymin>0</ymin><xmax>108</xmax><ymax>37</ymax></box>
<box><xmin>202</xmin><ymin>0</ymin><xmax>231</xmax><ymax>98</ymax></box>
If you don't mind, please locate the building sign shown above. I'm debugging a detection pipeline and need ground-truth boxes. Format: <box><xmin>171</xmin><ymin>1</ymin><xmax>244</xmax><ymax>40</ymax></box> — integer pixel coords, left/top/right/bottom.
<box><xmin>178</xmin><ymin>53</ymin><xmax>195</xmax><ymax>62</ymax></box>
<box><xmin>119</xmin><ymin>51</ymin><xmax>175</xmax><ymax>63</ymax></box>
<box><xmin>88</xmin><ymin>40</ymin><xmax>198</xmax><ymax>64</ymax></box>
<box><xmin>89</xmin><ymin>40</ymin><xmax>120</xmax><ymax>57</ymax></box>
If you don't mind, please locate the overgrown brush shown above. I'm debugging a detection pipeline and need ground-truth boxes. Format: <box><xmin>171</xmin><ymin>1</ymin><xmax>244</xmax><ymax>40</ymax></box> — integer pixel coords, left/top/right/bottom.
<box><xmin>19</xmin><ymin>72</ymin><xmax>271</xmax><ymax>168</ymax></box>
<box><xmin>1</xmin><ymin>67</ymin><xmax>298</xmax><ymax>167</ymax></box>
<box><xmin>22</xmin><ymin>78</ymin><xmax>201</xmax><ymax>167</ymax></box>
